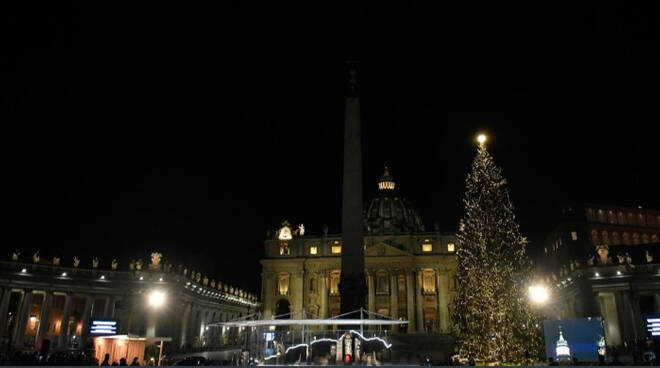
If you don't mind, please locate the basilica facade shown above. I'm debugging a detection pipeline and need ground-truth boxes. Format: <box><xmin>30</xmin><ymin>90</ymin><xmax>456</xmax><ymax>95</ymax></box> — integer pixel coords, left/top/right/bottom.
<box><xmin>260</xmin><ymin>169</ymin><xmax>458</xmax><ymax>334</ymax></box>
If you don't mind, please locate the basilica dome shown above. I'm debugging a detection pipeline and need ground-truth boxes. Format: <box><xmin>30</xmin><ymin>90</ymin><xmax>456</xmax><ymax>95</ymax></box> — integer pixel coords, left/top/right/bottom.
<box><xmin>364</xmin><ymin>168</ymin><xmax>426</xmax><ymax>235</ymax></box>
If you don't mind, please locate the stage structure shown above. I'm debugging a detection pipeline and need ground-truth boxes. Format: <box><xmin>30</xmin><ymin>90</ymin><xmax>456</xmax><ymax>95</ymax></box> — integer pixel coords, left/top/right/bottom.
<box><xmin>211</xmin><ymin>308</ymin><xmax>408</xmax><ymax>365</ymax></box>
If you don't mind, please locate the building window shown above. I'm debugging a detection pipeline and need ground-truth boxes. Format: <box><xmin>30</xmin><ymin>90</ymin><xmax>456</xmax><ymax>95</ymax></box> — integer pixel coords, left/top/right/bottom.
<box><xmin>623</xmin><ymin>232</ymin><xmax>631</xmax><ymax>245</ymax></box>
<box><xmin>608</xmin><ymin>211</ymin><xmax>616</xmax><ymax>224</ymax></box>
<box><xmin>642</xmin><ymin>234</ymin><xmax>650</xmax><ymax>244</ymax></box>
<box><xmin>447</xmin><ymin>243</ymin><xmax>455</xmax><ymax>252</ymax></box>
<box><xmin>586</xmin><ymin>208</ymin><xmax>595</xmax><ymax>221</ymax></box>
<box><xmin>652</xmin><ymin>234</ymin><xmax>659</xmax><ymax>243</ymax></box>
<box><xmin>591</xmin><ymin>230</ymin><xmax>599</xmax><ymax>244</ymax></box>
<box><xmin>597</xmin><ymin>209</ymin><xmax>606</xmax><ymax>223</ymax></box>
<box><xmin>331</xmin><ymin>246</ymin><xmax>342</xmax><ymax>254</ymax></box>
<box><xmin>639</xmin><ymin>214</ymin><xmax>646</xmax><ymax>226</ymax></box>
<box><xmin>570</xmin><ymin>232</ymin><xmax>578</xmax><ymax>241</ymax></box>
<box><xmin>397</xmin><ymin>275</ymin><xmax>406</xmax><ymax>295</ymax></box>
<box><xmin>628</xmin><ymin>213</ymin><xmax>635</xmax><ymax>225</ymax></box>
<box><xmin>309</xmin><ymin>245</ymin><xmax>317</xmax><ymax>255</ymax></box>
<box><xmin>617</xmin><ymin>212</ymin><xmax>626</xmax><ymax>225</ymax></box>
<box><xmin>329</xmin><ymin>271</ymin><xmax>340</xmax><ymax>295</ymax></box>
<box><xmin>422</xmin><ymin>243</ymin><xmax>433</xmax><ymax>252</ymax></box>
<box><xmin>279</xmin><ymin>244</ymin><xmax>290</xmax><ymax>256</ymax></box>
<box><xmin>601</xmin><ymin>230</ymin><xmax>610</xmax><ymax>245</ymax></box>
<box><xmin>421</xmin><ymin>269</ymin><xmax>437</xmax><ymax>294</ymax></box>
<box><xmin>612</xmin><ymin>232</ymin><xmax>620</xmax><ymax>245</ymax></box>
<box><xmin>277</xmin><ymin>273</ymin><xmax>290</xmax><ymax>296</ymax></box>
<box><xmin>376</xmin><ymin>271</ymin><xmax>388</xmax><ymax>294</ymax></box>
<box><xmin>633</xmin><ymin>233</ymin><xmax>640</xmax><ymax>244</ymax></box>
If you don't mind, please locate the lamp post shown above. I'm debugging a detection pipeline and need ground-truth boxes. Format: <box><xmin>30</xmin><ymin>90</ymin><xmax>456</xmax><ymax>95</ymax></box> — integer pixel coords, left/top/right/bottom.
<box><xmin>147</xmin><ymin>290</ymin><xmax>166</xmax><ymax>365</ymax></box>
<box><xmin>529</xmin><ymin>284</ymin><xmax>550</xmax><ymax>363</ymax></box>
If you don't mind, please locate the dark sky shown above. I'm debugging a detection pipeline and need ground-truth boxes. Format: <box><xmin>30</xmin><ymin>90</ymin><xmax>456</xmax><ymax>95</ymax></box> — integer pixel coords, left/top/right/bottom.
<box><xmin>3</xmin><ymin>3</ymin><xmax>659</xmax><ymax>293</ymax></box>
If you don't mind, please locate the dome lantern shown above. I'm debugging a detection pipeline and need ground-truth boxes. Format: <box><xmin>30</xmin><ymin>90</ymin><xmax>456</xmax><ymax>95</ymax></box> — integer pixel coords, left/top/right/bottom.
<box><xmin>366</xmin><ymin>167</ymin><xmax>425</xmax><ymax>235</ymax></box>
<box><xmin>378</xmin><ymin>167</ymin><xmax>396</xmax><ymax>191</ymax></box>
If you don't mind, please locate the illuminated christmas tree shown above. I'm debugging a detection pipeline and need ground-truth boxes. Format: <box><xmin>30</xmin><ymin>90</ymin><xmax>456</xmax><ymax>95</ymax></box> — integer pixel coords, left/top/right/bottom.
<box><xmin>452</xmin><ymin>134</ymin><xmax>540</xmax><ymax>364</ymax></box>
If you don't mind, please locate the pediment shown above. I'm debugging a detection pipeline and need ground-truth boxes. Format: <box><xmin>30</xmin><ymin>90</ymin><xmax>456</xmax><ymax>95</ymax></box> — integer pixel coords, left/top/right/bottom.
<box><xmin>365</xmin><ymin>242</ymin><xmax>412</xmax><ymax>257</ymax></box>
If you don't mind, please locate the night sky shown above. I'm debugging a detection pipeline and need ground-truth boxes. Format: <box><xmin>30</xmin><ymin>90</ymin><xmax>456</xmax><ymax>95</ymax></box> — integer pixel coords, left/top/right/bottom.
<box><xmin>3</xmin><ymin>4</ymin><xmax>659</xmax><ymax>293</ymax></box>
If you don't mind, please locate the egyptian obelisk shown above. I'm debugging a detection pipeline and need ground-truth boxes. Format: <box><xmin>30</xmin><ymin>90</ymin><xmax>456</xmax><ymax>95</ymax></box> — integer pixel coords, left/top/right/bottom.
<box><xmin>339</xmin><ymin>62</ymin><xmax>366</xmax><ymax>315</ymax></box>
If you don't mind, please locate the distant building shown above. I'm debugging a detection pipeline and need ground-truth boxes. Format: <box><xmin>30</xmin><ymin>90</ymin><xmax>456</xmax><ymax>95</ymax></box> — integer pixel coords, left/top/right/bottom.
<box><xmin>0</xmin><ymin>256</ymin><xmax>257</xmax><ymax>353</ymax></box>
<box><xmin>260</xmin><ymin>168</ymin><xmax>458</xmax><ymax>334</ymax></box>
<box><xmin>536</xmin><ymin>203</ymin><xmax>660</xmax><ymax>350</ymax></box>
<box><xmin>555</xmin><ymin>327</ymin><xmax>571</xmax><ymax>362</ymax></box>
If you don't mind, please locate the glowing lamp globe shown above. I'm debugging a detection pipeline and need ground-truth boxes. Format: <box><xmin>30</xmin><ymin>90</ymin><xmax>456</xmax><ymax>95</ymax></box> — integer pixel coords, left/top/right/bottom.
<box><xmin>148</xmin><ymin>290</ymin><xmax>166</xmax><ymax>308</ymax></box>
<box><xmin>477</xmin><ymin>134</ymin><xmax>487</xmax><ymax>145</ymax></box>
<box><xmin>529</xmin><ymin>285</ymin><xmax>549</xmax><ymax>304</ymax></box>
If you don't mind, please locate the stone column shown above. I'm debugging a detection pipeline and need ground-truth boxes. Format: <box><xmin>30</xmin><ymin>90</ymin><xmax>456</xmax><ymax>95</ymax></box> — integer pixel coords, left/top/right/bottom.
<box><xmin>367</xmin><ymin>273</ymin><xmax>375</xmax><ymax>314</ymax></box>
<box><xmin>294</xmin><ymin>271</ymin><xmax>304</xmax><ymax>319</ymax></box>
<box><xmin>320</xmin><ymin>272</ymin><xmax>329</xmax><ymax>319</ymax></box>
<box><xmin>406</xmin><ymin>271</ymin><xmax>416</xmax><ymax>333</ymax></box>
<box><xmin>630</xmin><ymin>291</ymin><xmax>642</xmax><ymax>341</ymax></box>
<box><xmin>103</xmin><ymin>296</ymin><xmax>116</xmax><ymax>318</ymax></box>
<box><xmin>262</xmin><ymin>272</ymin><xmax>274</xmax><ymax>318</ymax></box>
<box><xmin>615</xmin><ymin>291</ymin><xmax>634</xmax><ymax>345</ymax></box>
<box><xmin>653</xmin><ymin>293</ymin><xmax>660</xmax><ymax>314</ymax></box>
<box><xmin>416</xmin><ymin>270</ymin><xmax>425</xmax><ymax>332</ymax></box>
<box><xmin>13</xmin><ymin>290</ymin><xmax>33</xmax><ymax>347</ymax></box>
<box><xmin>180</xmin><ymin>303</ymin><xmax>192</xmax><ymax>348</ymax></box>
<box><xmin>0</xmin><ymin>288</ymin><xmax>12</xmax><ymax>339</ymax></box>
<box><xmin>80</xmin><ymin>295</ymin><xmax>94</xmax><ymax>347</ymax></box>
<box><xmin>390</xmin><ymin>275</ymin><xmax>399</xmax><ymax>333</ymax></box>
<box><xmin>57</xmin><ymin>294</ymin><xmax>73</xmax><ymax>348</ymax></box>
<box><xmin>36</xmin><ymin>292</ymin><xmax>54</xmax><ymax>343</ymax></box>
<box><xmin>437</xmin><ymin>271</ymin><xmax>449</xmax><ymax>333</ymax></box>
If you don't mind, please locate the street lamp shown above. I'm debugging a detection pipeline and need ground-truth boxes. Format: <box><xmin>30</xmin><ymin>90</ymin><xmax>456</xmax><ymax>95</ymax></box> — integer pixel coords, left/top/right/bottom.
<box><xmin>148</xmin><ymin>290</ymin><xmax>166</xmax><ymax>308</ymax></box>
<box><xmin>529</xmin><ymin>285</ymin><xmax>550</xmax><ymax>305</ymax></box>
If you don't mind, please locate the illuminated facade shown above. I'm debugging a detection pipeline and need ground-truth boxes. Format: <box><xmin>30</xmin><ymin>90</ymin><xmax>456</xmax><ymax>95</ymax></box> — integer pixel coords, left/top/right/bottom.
<box><xmin>537</xmin><ymin>203</ymin><xmax>660</xmax><ymax>355</ymax></box>
<box><xmin>260</xmin><ymin>169</ymin><xmax>458</xmax><ymax>334</ymax></box>
<box><xmin>555</xmin><ymin>328</ymin><xmax>571</xmax><ymax>362</ymax></box>
<box><xmin>0</xmin><ymin>256</ymin><xmax>257</xmax><ymax>352</ymax></box>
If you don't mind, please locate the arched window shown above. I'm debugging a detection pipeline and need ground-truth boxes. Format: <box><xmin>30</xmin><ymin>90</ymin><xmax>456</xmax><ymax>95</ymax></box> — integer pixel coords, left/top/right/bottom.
<box><xmin>586</xmin><ymin>208</ymin><xmax>595</xmax><ymax>221</ymax></box>
<box><xmin>591</xmin><ymin>230</ymin><xmax>600</xmax><ymax>244</ymax></box>
<box><xmin>639</xmin><ymin>214</ymin><xmax>647</xmax><ymax>226</ymax></box>
<box><xmin>633</xmin><ymin>233</ymin><xmax>640</xmax><ymax>245</ymax></box>
<box><xmin>597</xmin><ymin>209</ymin><xmax>606</xmax><ymax>223</ymax></box>
<box><xmin>601</xmin><ymin>230</ymin><xmax>610</xmax><ymax>245</ymax></box>
<box><xmin>617</xmin><ymin>212</ymin><xmax>626</xmax><ymax>225</ymax></box>
<box><xmin>652</xmin><ymin>234</ymin><xmax>659</xmax><ymax>243</ymax></box>
<box><xmin>608</xmin><ymin>211</ymin><xmax>616</xmax><ymax>224</ymax></box>
<box><xmin>623</xmin><ymin>232</ymin><xmax>631</xmax><ymax>245</ymax></box>
<box><xmin>612</xmin><ymin>231</ymin><xmax>620</xmax><ymax>245</ymax></box>
<box><xmin>642</xmin><ymin>234</ymin><xmax>650</xmax><ymax>244</ymax></box>
<box><xmin>628</xmin><ymin>213</ymin><xmax>635</xmax><ymax>225</ymax></box>
<box><xmin>329</xmin><ymin>271</ymin><xmax>341</xmax><ymax>295</ymax></box>
<box><xmin>647</xmin><ymin>215</ymin><xmax>656</xmax><ymax>227</ymax></box>
<box><xmin>397</xmin><ymin>275</ymin><xmax>406</xmax><ymax>295</ymax></box>
<box><xmin>376</xmin><ymin>271</ymin><xmax>389</xmax><ymax>294</ymax></box>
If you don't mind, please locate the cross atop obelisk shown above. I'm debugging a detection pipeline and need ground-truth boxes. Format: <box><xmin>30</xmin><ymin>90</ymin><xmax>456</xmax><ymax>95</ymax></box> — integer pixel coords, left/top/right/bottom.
<box><xmin>339</xmin><ymin>60</ymin><xmax>366</xmax><ymax>315</ymax></box>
